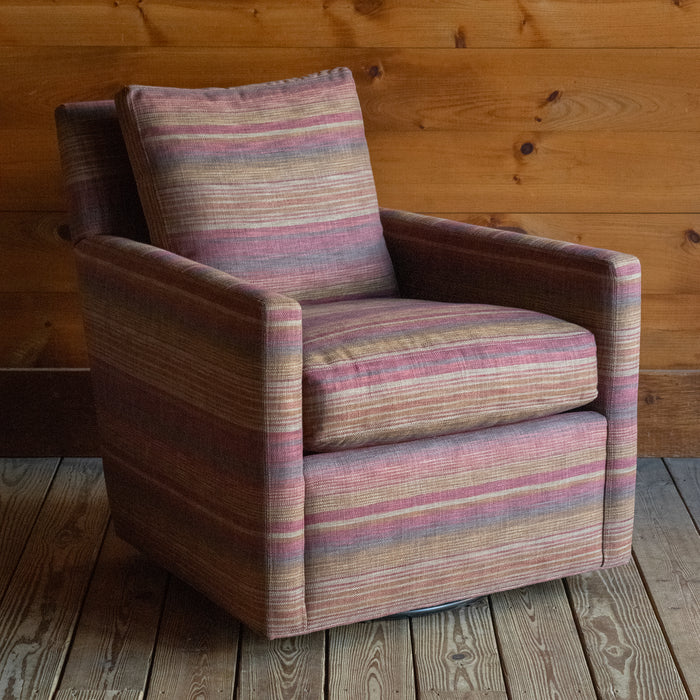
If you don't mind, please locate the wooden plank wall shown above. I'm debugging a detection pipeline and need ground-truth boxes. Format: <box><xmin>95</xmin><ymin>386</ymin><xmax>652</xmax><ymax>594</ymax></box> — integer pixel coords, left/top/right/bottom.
<box><xmin>1</xmin><ymin>0</ymin><xmax>698</xmax><ymax>456</ymax></box>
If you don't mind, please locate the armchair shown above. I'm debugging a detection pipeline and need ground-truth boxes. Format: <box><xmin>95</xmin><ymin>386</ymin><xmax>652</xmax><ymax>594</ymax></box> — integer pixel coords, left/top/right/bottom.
<box><xmin>56</xmin><ymin>68</ymin><xmax>640</xmax><ymax>639</ymax></box>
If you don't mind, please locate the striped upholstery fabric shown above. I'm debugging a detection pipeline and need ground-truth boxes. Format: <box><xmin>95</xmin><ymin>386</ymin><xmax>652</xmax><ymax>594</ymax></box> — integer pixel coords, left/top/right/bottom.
<box><xmin>302</xmin><ymin>298</ymin><xmax>598</xmax><ymax>451</ymax></box>
<box><xmin>115</xmin><ymin>68</ymin><xmax>398</xmax><ymax>303</ymax></box>
<box><xmin>303</xmin><ymin>412</ymin><xmax>608</xmax><ymax>631</ymax></box>
<box><xmin>56</xmin><ymin>90</ymin><xmax>641</xmax><ymax>639</ymax></box>
<box><xmin>381</xmin><ymin>208</ymin><xmax>641</xmax><ymax>569</ymax></box>
<box><xmin>74</xmin><ymin>234</ymin><xmax>307</xmax><ymax>638</ymax></box>
<box><xmin>55</xmin><ymin>101</ymin><xmax>150</xmax><ymax>244</ymax></box>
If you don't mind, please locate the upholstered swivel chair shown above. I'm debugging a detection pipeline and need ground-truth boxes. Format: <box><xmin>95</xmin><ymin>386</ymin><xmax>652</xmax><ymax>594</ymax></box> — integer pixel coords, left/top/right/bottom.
<box><xmin>56</xmin><ymin>68</ymin><xmax>640</xmax><ymax>639</ymax></box>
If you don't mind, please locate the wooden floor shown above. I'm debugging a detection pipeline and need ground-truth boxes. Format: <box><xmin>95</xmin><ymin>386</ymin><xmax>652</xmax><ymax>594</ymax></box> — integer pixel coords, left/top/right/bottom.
<box><xmin>0</xmin><ymin>458</ymin><xmax>699</xmax><ymax>699</ymax></box>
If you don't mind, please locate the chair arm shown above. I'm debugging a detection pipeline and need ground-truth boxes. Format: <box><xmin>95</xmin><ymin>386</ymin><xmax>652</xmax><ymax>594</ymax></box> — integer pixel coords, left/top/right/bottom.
<box><xmin>381</xmin><ymin>208</ymin><xmax>641</xmax><ymax>567</ymax></box>
<box><xmin>74</xmin><ymin>234</ymin><xmax>306</xmax><ymax>636</ymax></box>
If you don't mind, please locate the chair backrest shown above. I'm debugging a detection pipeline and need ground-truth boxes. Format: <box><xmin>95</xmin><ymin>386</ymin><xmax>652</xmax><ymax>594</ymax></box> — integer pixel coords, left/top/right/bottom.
<box><xmin>57</xmin><ymin>68</ymin><xmax>398</xmax><ymax>304</ymax></box>
<box><xmin>55</xmin><ymin>101</ymin><xmax>150</xmax><ymax>245</ymax></box>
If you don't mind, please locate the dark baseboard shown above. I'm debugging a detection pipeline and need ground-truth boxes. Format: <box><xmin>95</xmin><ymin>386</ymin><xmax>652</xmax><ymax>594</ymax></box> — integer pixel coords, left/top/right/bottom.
<box><xmin>0</xmin><ymin>369</ymin><xmax>99</xmax><ymax>456</ymax></box>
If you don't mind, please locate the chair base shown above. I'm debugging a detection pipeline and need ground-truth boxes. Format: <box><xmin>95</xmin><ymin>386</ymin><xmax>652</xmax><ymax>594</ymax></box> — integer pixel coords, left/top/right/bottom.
<box><xmin>378</xmin><ymin>597</ymin><xmax>482</xmax><ymax>621</ymax></box>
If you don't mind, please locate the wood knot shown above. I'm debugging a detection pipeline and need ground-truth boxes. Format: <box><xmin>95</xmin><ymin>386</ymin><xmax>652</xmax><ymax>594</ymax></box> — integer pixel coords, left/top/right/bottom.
<box><xmin>56</xmin><ymin>224</ymin><xmax>72</xmax><ymax>242</ymax></box>
<box><xmin>520</xmin><ymin>141</ymin><xmax>535</xmax><ymax>155</ymax></box>
<box><xmin>519</xmin><ymin>8</ymin><xmax>534</xmax><ymax>30</ymax></box>
<box><xmin>547</xmin><ymin>90</ymin><xmax>561</xmax><ymax>103</ymax></box>
<box><xmin>454</xmin><ymin>28</ymin><xmax>467</xmax><ymax>48</ymax></box>
<box><xmin>353</xmin><ymin>0</ymin><xmax>383</xmax><ymax>15</ymax></box>
<box><xmin>685</xmin><ymin>229</ymin><xmax>700</xmax><ymax>244</ymax></box>
<box><xmin>644</xmin><ymin>393</ymin><xmax>661</xmax><ymax>405</ymax></box>
<box><xmin>512</xmin><ymin>174</ymin><xmax>522</xmax><ymax>184</ymax></box>
<box><xmin>367</xmin><ymin>64</ymin><xmax>384</xmax><ymax>80</ymax></box>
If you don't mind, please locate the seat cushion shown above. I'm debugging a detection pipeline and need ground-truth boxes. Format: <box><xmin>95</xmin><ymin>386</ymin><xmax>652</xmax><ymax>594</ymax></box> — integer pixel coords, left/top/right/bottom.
<box><xmin>115</xmin><ymin>68</ymin><xmax>398</xmax><ymax>304</ymax></box>
<box><xmin>302</xmin><ymin>298</ymin><xmax>598</xmax><ymax>451</ymax></box>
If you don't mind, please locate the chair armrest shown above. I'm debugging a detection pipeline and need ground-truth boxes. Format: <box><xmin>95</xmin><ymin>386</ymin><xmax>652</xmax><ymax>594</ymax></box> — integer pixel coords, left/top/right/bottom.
<box><xmin>381</xmin><ymin>208</ymin><xmax>640</xmax><ymax>322</ymax></box>
<box><xmin>381</xmin><ymin>208</ymin><xmax>641</xmax><ymax>567</ymax></box>
<box><xmin>74</xmin><ymin>234</ymin><xmax>306</xmax><ymax>636</ymax></box>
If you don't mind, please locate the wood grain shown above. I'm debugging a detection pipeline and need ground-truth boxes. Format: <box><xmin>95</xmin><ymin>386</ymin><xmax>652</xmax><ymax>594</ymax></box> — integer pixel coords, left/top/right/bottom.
<box><xmin>0</xmin><ymin>212</ymin><xmax>75</xmax><ymax>293</ymax></box>
<box><xmin>0</xmin><ymin>292</ymin><xmax>88</xmax><ymax>367</ymax></box>
<box><xmin>633</xmin><ymin>458</ymin><xmax>700</xmax><ymax>697</ymax></box>
<box><xmin>369</xmin><ymin>130</ymin><xmax>700</xmax><ymax>214</ymax></box>
<box><xmin>1</xmin><ymin>457</ymin><xmax>700</xmax><ymax>698</ymax></box>
<box><xmin>412</xmin><ymin>597</ymin><xmax>507</xmax><ymax>699</ymax></box>
<box><xmin>6</xmin><ymin>48</ymin><xmax>700</xmax><ymax>133</ymax></box>
<box><xmin>641</xmin><ymin>296</ymin><xmax>700</xmax><ymax>369</ymax></box>
<box><xmin>0</xmin><ymin>458</ymin><xmax>110</xmax><ymax>698</ymax></box>
<box><xmin>147</xmin><ymin>578</ymin><xmax>240</xmax><ymax>699</ymax></box>
<box><xmin>57</xmin><ymin>524</ymin><xmax>168</xmax><ymax>694</ymax></box>
<box><xmin>566</xmin><ymin>562</ymin><xmax>687</xmax><ymax>699</ymax></box>
<box><xmin>327</xmin><ymin>618</ymin><xmax>415</xmax><ymax>698</ymax></box>
<box><xmin>54</xmin><ymin>692</ymin><xmax>143</xmax><ymax>700</ymax></box>
<box><xmin>666</xmin><ymin>458</ymin><xmax>700</xmax><ymax>529</ymax></box>
<box><xmin>238</xmin><ymin>626</ymin><xmax>325</xmax><ymax>699</ymax></box>
<box><xmin>638</xmin><ymin>372</ymin><xmax>700</xmax><ymax>457</ymax></box>
<box><xmin>0</xmin><ymin>458</ymin><xmax>59</xmax><ymax>596</ymax></box>
<box><xmin>0</xmin><ymin>126</ymin><xmax>63</xmax><ymax>209</ymax></box>
<box><xmin>2</xmin><ymin>0</ymin><xmax>699</xmax><ymax>48</ymax></box>
<box><xmin>491</xmin><ymin>580</ymin><xmax>597</xmax><ymax>699</ymax></box>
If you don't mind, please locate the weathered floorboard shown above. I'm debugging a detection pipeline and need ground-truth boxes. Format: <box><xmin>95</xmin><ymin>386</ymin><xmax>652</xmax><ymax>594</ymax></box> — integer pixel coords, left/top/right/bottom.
<box><xmin>147</xmin><ymin>577</ymin><xmax>240</xmax><ymax>699</ymax></box>
<box><xmin>491</xmin><ymin>579</ymin><xmax>597</xmax><ymax>699</ymax></box>
<box><xmin>53</xmin><ymin>691</ymin><xmax>143</xmax><ymax>700</ymax></box>
<box><xmin>0</xmin><ymin>457</ymin><xmax>699</xmax><ymax>698</ymax></box>
<box><xmin>566</xmin><ymin>561</ymin><xmax>688</xmax><ymax>699</ymax></box>
<box><xmin>633</xmin><ymin>458</ymin><xmax>700</xmax><ymax>697</ymax></box>
<box><xmin>0</xmin><ymin>457</ymin><xmax>58</xmax><ymax>597</ymax></box>
<box><xmin>238</xmin><ymin>626</ymin><xmax>325</xmax><ymax>699</ymax></box>
<box><xmin>56</xmin><ymin>524</ymin><xmax>168</xmax><ymax>695</ymax></box>
<box><xmin>0</xmin><ymin>458</ymin><xmax>110</xmax><ymax>699</ymax></box>
<box><xmin>327</xmin><ymin>618</ymin><xmax>415</xmax><ymax>699</ymax></box>
<box><xmin>667</xmin><ymin>458</ymin><xmax>700</xmax><ymax>529</ymax></box>
<box><xmin>412</xmin><ymin>597</ymin><xmax>507</xmax><ymax>699</ymax></box>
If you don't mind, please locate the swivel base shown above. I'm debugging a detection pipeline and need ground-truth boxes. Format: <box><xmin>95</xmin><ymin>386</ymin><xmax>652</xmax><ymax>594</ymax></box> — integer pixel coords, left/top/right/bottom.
<box><xmin>379</xmin><ymin>597</ymin><xmax>482</xmax><ymax>621</ymax></box>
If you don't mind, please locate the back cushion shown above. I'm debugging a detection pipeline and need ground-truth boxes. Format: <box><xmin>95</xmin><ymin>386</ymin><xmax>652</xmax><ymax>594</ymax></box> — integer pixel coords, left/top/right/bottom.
<box><xmin>115</xmin><ymin>68</ymin><xmax>398</xmax><ymax>303</ymax></box>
